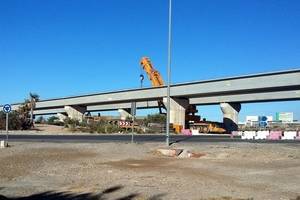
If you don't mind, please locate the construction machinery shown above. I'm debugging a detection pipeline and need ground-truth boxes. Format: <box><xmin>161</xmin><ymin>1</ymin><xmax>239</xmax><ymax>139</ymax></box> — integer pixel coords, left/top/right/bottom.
<box><xmin>140</xmin><ymin>57</ymin><xmax>226</xmax><ymax>134</ymax></box>
<box><xmin>140</xmin><ymin>57</ymin><xmax>166</xmax><ymax>114</ymax></box>
<box><xmin>189</xmin><ymin>121</ymin><xmax>226</xmax><ymax>134</ymax></box>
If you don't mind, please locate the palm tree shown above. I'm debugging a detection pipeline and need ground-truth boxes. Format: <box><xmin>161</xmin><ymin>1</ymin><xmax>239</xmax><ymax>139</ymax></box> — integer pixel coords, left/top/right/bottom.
<box><xmin>29</xmin><ymin>92</ymin><xmax>40</xmax><ymax>126</ymax></box>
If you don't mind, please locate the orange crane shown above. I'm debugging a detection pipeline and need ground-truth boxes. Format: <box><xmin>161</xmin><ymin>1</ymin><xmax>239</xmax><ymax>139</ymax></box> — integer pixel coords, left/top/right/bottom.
<box><xmin>140</xmin><ymin>57</ymin><xmax>164</xmax><ymax>87</ymax></box>
<box><xmin>140</xmin><ymin>57</ymin><xmax>166</xmax><ymax>114</ymax></box>
<box><xmin>140</xmin><ymin>57</ymin><xmax>199</xmax><ymax>132</ymax></box>
<box><xmin>140</xmin><ymin>57</ymin><xmax>226</xmax><ymax>134</ymax></box>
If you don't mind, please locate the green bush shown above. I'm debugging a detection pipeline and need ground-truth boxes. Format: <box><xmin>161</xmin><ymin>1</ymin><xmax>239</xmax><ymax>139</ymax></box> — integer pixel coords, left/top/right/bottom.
<box><xmin>64</xmin><ymin>117</ymin><xmax>80</xmax><ymax>129</ymax></box>
<box><xmin>47</xmin><ymin>116</ymin><xmax>59</xmax><ymax>124</ymax></box>
<box><xmin>0</xmin><ymin>111</ymin><xmax>23</xmax><ymax>130</ymax></box>
<box><xmin>143</xmin><ymin>113</ymin><xmax>166</xmax><ymax>126</ymax></box>
<box><xmin>45</xmin><ymin>116</ymin><xmax>64</xmax><ymax>126</ymax></box>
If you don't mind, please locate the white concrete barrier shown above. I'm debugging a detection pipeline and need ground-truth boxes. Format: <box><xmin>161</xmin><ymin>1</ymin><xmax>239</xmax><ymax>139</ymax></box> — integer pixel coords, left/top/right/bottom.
<box><xmin>282</xmin><ymin>131</ymin><xmax>297</xmax><ymax>140</ymax></box>
<box><xmin>241</xmin><ymin>131</ymin><xmax>256</xmax><ymax>140</ymax></box>
<box><xmin>231</xmin><ymin>131</ymin><xmax>243</xmax><ymax>136</ymax></box>
<box><xmin>255</xmin><ymin>131</ymin><xmax>269</xmax><ymax>140</ymax></box>
<box><xmin>0</xmin><ymin>140</ymin><xmax>5</xmax><ymax>148</ymax></box>
<box><xmin>191</xmin><ymin>129</ymin><xmax>200</xmax><ymax>135</ymax></box>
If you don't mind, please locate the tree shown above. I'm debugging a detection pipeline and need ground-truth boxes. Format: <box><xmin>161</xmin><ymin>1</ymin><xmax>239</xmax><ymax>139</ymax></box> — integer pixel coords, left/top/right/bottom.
<box><xmin>47</xmin><ymin>116</ymin><xmax>59</xmax><ymax>124</ymax></box>
<box><xmin>143</xmin><ymin>113</ymin><xmax>166</xmax><ymax>126</ymax></box>
<box><xmin>0</xmin><ymin>111</ymin><xmax>22</xmax><ymax>130</ymax></box>
<box><xmin>29</xmin><ymin>92</ymin><xmax>40</xmax><ymax>126</ymax></box>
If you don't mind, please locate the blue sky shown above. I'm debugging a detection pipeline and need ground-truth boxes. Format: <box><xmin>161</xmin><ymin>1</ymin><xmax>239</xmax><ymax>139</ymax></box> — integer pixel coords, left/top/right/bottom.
<box><xmin>0</xmin><ymin>0</ymin><xmax>299</xmax><ymax>121</ymax></box>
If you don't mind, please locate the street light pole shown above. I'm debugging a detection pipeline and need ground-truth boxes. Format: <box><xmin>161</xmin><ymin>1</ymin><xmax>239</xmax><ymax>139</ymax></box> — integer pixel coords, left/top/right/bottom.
<box><xmin>166</xmin><ymin>0</ymin><xmax>172</xmax><ymax>146</ymax></box>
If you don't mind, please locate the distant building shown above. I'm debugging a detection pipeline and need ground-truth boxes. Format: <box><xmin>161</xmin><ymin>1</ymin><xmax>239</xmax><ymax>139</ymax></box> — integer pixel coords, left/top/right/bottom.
<box><xmin>275</xmin><ymin>112</ymin><xmax>293</xmax><ymax>123</ymax></box>
<box><xmin>245</xmin><ymin>115</ymin><xmax>273</xmax><ymax>127</ymax></box>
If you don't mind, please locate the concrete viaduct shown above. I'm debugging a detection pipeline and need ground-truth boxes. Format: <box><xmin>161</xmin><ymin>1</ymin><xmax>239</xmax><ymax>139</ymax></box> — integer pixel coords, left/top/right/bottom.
<box><xmin>2</xmin><ymin>69</ymin><xmax>300</xmax><ymax>131</ymax></box>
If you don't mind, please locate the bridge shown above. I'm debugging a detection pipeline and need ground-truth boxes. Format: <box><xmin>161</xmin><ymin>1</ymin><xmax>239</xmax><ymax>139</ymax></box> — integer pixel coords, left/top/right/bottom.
<box><xmin>2</xmin><ymin>69</ymin><xmax>300</xmax><ymax>131</ymax></box>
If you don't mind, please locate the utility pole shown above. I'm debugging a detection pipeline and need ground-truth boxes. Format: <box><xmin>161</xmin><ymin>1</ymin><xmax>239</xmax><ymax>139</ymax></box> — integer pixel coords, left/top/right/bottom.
<box><xmin>166</xmin><ymin>0</ymin><xmax>172</xmax><ymax>146</ymax></box>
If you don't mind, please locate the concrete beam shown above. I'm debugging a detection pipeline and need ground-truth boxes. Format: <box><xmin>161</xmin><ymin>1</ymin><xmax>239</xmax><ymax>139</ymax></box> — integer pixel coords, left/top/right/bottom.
<box><xmin>31</xmin><ymin>69</ymin><xmax>300</xmax><ymax>109</ymax></box>
<box><xmin>190</xmin><ymin>90</ymin><xmax>300</xmax><ymax>105</ymax></box>
<box><xmin>34</xmin><ymin>108</ymin><xmax>66</xmax><ymax>115</ymax></box>
<box><xmin>2</xmin><ymin>70</ymin><xmax>299</xmax><ymax>116</ymax></box>
<box><xmin>87</xmin><ymin>101</ymin><xmax>159</xmax><ymax>111</ymax></box>
<box><xmin>171</xmin><ymin>70</ymin><xmax>300</xmax><ymax>97</ymax></box>
<box><xmin>7</xmin><ymin>90</ymin><xmax>300</xmax><ymax>116</ymax></box>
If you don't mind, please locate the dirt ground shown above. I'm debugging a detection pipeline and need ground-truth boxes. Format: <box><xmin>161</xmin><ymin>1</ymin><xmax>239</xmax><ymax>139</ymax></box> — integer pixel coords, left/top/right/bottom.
<box><xmin>0</xmin><ymin>124</ymin><xmax>86</xmax><ymax>135</ymax></box>
<box><xmin>0</xmin><ymin>142</ymin><xmax>299</xmax><ymax>200</ymax></box>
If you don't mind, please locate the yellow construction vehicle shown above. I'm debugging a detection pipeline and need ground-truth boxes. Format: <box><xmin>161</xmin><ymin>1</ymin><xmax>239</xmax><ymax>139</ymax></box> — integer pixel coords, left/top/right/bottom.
<box><xmin>189</xmin><ymin>121</ymin><xmax>226</xmax><ymax>134</ymax></box>
<box><xmin>140</xmin><ymin>57</ymin><xmax>226</xmax><ymax>134</ymax></box>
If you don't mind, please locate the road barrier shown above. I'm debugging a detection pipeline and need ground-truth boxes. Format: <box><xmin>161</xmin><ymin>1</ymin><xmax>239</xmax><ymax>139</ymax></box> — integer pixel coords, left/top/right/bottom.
<box><xmin>238</xmin><ymin>130</ymin><xmax>299</xmax><ymax>140</ymax></box>
<box><xmin>282</xmin><ymin>131</ymin><xmax>298</xmax><ymax>140</ymax></box>
<box><xmin>241</xmin><ymin>131</ymin><xmax>256</xmax><ymax>140</ymax></box>
<box><xmin>255</xmin><ymin>131</ymin><xmax>269</xmax><ymax>140</ymax></box>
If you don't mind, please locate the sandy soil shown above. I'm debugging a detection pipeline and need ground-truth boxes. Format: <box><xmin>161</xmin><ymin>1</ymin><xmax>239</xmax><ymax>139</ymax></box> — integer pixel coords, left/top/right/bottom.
<box><xmin>0</xmin><ymin>124</ymin><xmax>88</xmax><ymax>135</ymax></box>
<box><xmin>0</xmin><ymin>142</ymin><xmax>299</xmax><ymax>200</ymax></box>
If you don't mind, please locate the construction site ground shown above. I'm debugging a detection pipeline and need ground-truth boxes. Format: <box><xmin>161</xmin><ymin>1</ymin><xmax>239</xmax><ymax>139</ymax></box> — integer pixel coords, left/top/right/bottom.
<box><xmin>0</xmin><ymin>141</ymin><xmax>299</xmax><ymax>200</ymax></box>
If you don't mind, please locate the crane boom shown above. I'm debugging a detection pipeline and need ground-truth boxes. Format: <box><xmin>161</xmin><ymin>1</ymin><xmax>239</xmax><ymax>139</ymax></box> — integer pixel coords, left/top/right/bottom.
<box><xmin>140</xmin><ymin>57</ymin><xmax>164</xmax><ymax>87</ymax></box>
<box><xmin>140</xmin><ymin>57</ymin><xmax>166</xmax><ymax>114</ymax></box>
<box><xmin>139</xmin><ymin>56</ymin><xmax>226</xmax><ymax>134</ymax></box>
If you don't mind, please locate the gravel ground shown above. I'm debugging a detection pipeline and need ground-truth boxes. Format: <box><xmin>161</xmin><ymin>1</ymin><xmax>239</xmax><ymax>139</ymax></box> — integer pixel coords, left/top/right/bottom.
<box><xmin>0</xmin><ymin>142</ymin><xmax>299</xmax><ymax>200</ymax></box>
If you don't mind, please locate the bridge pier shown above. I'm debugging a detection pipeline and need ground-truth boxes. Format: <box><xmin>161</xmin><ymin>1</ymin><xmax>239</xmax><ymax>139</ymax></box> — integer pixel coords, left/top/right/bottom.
<box><xmin>220</xmin><ymin>102</ymin><xmax>241</xmax><ymax>132</ymax></box>
<box><xmin>64</xmin><ymin>105</ymin><xmax>86</xmax><ymax>122</ymax></box>
<box><xmin>57</xmin><ymin>113</ymin><xmax>67</xmax><ymax>122</ymax></box>
<box><xmin>118</xmin><ymin>108</ymin><xmax>132</xmax><ymax>120</ymax></box>
<box><xmin>163</xmin><ymin>97</ymin><xmax>189</xmax><ymax>130</ymax></box>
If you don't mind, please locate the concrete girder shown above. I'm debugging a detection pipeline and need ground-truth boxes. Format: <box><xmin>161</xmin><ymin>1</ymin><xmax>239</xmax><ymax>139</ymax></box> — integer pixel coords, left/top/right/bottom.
<box><xmin>16</xmin><ymin>89</ymin><xmax>300</xmax><ymax>116</ymax></box>
<box><xmin>190</xmin><ymin>90</ymin><xmax>300</xmax><ymax>105</ymax></box>
<box><xmin>31</xmin><ymin>69</ymin><xmax>300</xmax><ymax>109</ymax></box>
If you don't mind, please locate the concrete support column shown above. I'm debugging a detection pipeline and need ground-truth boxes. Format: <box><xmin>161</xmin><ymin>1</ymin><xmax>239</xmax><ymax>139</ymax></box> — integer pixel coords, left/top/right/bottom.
<box><xmin>57</xmin><ymin>113</ymin><xmax>67</xmax><ymax>122</ymax></box>
<box><xmin>220</xmin><ymin>102</ymin><xmax>241</xmax><ymax>132</ymax></box>
<box><xmin>163</xmin><ymin>97</ymin><xmax>189</xmax><ymax>129</ymax></box>
<box><xmin>118</xmin><ymin>109</ymin><xmax>132</xmax><ymax>120</ymax></box>
<box><xmin>64</xmin><ymin>105</ymin><xmax>86</xmax><ymax>122</ymax></box>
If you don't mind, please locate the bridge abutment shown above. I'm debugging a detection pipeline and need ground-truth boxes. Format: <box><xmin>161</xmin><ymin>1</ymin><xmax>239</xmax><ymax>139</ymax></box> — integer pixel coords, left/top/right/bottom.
<box><xmin>220</xmin><ymin>102</ymin><xmax>241</xmax><ymax>132</ymax></box>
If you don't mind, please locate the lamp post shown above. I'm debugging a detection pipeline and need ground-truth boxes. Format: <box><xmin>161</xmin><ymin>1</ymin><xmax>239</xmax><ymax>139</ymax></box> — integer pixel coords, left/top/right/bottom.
<box><xmin>166</xmin><ymin>0</ymin><xmax>172</xmax><ymax>146</ymax></box>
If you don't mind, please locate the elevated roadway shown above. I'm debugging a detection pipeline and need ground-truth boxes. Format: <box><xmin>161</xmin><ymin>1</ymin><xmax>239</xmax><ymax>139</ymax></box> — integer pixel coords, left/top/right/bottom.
<box><xmin>34</xmin><ymin>69</ymin><xmax>300</xmax><ymax>109</ymax></box>
<box><xmin>1</xmin><ymin>69</ymin><xmax>300</xmax><ymax>130</ymax></box>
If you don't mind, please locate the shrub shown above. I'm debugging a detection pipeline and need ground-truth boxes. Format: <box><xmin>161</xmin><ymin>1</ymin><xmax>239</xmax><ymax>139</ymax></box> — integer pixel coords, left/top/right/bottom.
<box><xmin>143</xmin><ymin>113</ymin><xmax>166</xmax><ymax>126</ymax></box>
<box><xmin>0</xmin><ymin>111</ymin><xmax>23</xmax><ymax>130</ymax></box>
<box><xmin>64</xmin><ymin>117</ymin><xmax>80</xmax><ymax>129</ymax></box>
<box><xmin>47</xmin><ymin>116</ymin><xmax>59</xmax><ymax>124</ymax></box>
